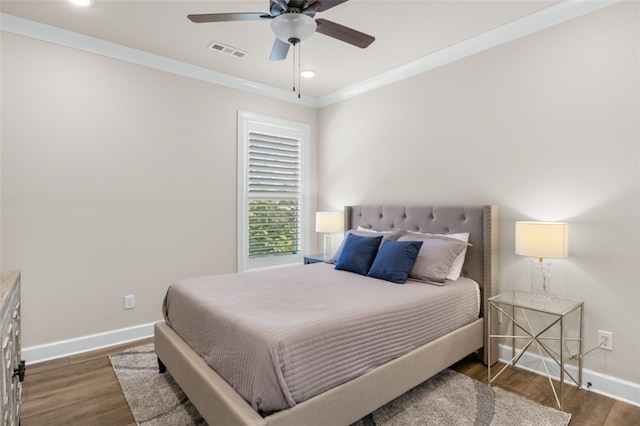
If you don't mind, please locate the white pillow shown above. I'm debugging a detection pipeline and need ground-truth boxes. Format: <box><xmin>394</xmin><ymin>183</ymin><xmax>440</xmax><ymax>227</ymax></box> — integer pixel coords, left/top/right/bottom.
<box><xmin>398</xmin><ymin>234</ymin><xmax>469</xmax><ymax>284</ymax></box>
<box><xmin>406</xmin><ymin>230</ymin><xmax>470</xmax><ymax>280</ymax></box>
<box><xmin>357</xmin><ymin>226</ymin><xmax>393</xmax><ymax>233</ymax></box>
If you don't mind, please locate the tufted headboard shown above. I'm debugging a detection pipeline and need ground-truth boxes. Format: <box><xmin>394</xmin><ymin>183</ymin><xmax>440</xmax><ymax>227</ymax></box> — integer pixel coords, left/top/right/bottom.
<box><xmin>345</xmin><ymin>205</ymin><xmax>499</xmax><ymax>363</ymax></box>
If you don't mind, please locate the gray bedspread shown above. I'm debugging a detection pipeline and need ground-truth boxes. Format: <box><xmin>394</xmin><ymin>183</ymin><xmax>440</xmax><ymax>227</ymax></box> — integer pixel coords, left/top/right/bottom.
<box><xmin>163</xmin><ymin>263</ymin><xmax>479</xmax><ymax>413</ymax></box>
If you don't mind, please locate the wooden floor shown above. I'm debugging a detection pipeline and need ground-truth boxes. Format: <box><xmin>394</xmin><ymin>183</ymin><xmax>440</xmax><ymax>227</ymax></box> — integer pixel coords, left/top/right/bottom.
<box><xmin>451</xmin><ymin>356</ymin><xmax>640</xmax><ymax>426</ymax></box>
<box><xmin>21</xmin><ymin>338</ymin><xmax>640</xmax><ymax>425</ymax></box>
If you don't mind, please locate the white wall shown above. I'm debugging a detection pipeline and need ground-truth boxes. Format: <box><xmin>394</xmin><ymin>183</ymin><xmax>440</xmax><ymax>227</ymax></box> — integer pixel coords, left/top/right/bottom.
<box><xmin>0</xmin><ymin>32</ymin><xmax>318</xmax><ymax>348</ymax></box>
<box><xmin>1</xmin><ymin>0</ymin><xmax>638</xmax><ymax>400</ymax></box>
<box><xmin>318</xmin><ymin>2</ymin><xmax>639</xmax><ymax>386</ymax></box>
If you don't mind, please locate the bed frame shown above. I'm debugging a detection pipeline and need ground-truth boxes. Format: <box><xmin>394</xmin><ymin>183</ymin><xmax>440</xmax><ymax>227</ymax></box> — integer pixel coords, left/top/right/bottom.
<box><xmin>154</xmin><ymin>205</ymin><xmax>499</xmax><ymax>426</ymax></box>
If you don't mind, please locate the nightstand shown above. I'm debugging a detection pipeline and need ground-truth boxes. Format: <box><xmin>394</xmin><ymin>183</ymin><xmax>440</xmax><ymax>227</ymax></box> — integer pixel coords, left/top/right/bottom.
<box><xmin>488</xmin><ymin>291</ymin><xmax>583</xmax><ymax>410</ymax></box>
<box><xmin>303</xmin><ymin>254</ymin><xmax>326</xmax><ymax>264</ymax></box>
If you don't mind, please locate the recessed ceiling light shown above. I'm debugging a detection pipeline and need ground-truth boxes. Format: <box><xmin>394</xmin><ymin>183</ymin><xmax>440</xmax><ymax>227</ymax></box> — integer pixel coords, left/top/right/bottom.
<box><xmin>301</xmin><ymin>70</ymin><xmax>316</xmax><ymax>78</ymax></box>
<box><xmin>69</xmin><ymin>0</ymin><xmax>93</xmax><ymax>6</ymax></box>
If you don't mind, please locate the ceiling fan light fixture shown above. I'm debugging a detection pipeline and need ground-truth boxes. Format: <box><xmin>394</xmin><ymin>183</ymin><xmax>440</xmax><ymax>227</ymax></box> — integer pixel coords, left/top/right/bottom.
<box><xmin>271</xmin><ymin>13</ymin><xmax>317</xmax><ymax>45</ymax></box>
<box><xmin>68</xmin><ymin>0</ymin><xmax>93</xmax><ymax>6</ymax></box>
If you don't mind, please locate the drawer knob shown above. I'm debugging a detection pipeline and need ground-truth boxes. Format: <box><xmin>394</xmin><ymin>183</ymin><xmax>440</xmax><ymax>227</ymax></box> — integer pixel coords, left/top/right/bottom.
<box><xmin>12</xmin><ymin>360</ymin><xmax>25</xmax><ymax>382</ymax></box>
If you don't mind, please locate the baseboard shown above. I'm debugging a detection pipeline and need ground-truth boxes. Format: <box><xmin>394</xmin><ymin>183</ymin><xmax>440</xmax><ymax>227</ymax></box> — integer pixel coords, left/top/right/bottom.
<box><xmin>498</xmin><ymin>344</ymin><xmax>640</xmax><ymax>408</ymax></box>
<box><xmin>23</xmin><ymin>322</ymin><xmax>155</xmax><ymax>364</ymax></box>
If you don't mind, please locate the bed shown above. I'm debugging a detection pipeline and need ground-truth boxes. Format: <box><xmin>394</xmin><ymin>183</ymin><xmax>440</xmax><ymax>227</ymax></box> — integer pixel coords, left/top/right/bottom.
<box><xmin>155</xmin><ymin>204</ymin><xmax>499</xmax><ymax>426</ymax></box>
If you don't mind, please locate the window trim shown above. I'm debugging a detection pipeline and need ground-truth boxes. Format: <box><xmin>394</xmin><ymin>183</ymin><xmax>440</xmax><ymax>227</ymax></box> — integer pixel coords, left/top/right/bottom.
<box><xmin>237</xmin><ymin>111</ymin><xmax>310</xmax><ymax>272</ymax></box>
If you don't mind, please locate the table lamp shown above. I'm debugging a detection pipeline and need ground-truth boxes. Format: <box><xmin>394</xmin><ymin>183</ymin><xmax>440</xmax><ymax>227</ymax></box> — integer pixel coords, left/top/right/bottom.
<box><xmin>315</xmin><ymin>212</ymin><xmax>343</xmax><ymax>260</ymax></box>
<box><xmin>515</xmin><ymin>221</ymin><xmax>569</xmax><ymax>297</ymax></box>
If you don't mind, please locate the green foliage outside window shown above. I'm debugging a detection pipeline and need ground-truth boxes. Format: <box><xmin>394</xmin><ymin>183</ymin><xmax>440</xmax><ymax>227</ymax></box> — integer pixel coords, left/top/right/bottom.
<box><xmin>249</xmin><ymin>199</ymin><xmax>300</xmax><ymax>257</ymax></box>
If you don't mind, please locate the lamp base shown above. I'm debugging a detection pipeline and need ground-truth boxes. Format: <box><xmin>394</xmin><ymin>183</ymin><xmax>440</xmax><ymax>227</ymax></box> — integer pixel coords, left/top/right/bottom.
<box><xmin>530</xmin><ymin>259</ymin><xmax>552</xmax><ymax>298</ymax></box>
<box><xmin>323</xmin><ymin>233</ymin><xmax>331</xmax><ymax>261</ymax></box>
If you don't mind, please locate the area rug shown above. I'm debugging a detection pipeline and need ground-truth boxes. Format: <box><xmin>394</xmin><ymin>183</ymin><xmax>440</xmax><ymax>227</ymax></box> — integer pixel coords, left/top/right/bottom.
<box><xmin>110</xmin><ymin>344</ymin><xmax>571</xmax><ymax>426</ymax></box>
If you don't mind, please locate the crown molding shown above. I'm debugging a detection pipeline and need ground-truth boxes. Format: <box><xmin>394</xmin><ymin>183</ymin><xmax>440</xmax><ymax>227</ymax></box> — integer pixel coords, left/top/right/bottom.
<box><xmin>316</xmin><ymin>0</ymin><xmax>621</xmax><ymax>107</ymax></box>
<box><xmin>0</xmin><ymin>1</ymin><xmax>620</xmax><ymax>109</ymax></box>
<box><xmin>0</xmin><ymin>13</ymin><xmax>318</xmax><ymax>108</ymax></box>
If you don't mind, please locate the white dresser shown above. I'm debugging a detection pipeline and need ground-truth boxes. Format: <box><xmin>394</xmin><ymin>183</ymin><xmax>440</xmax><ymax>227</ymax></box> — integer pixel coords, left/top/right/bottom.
<box><xmin>0</xmin><ymin>271</ymin><xmax>22</xmax><ymax>425</ymax></box>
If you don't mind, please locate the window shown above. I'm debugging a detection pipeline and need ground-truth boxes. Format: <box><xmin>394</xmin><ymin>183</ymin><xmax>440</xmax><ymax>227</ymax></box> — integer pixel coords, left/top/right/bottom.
<box><xmin>237</xmin><ymin>112</ymin><xmax>310</xmax><ymax>271</ymax></box>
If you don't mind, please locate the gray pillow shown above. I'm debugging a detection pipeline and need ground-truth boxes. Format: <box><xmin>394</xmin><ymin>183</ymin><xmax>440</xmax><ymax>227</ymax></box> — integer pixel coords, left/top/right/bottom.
<box><xmin>398</xmin><ymin>234</ymin><xmax>469</xmax><ymax>284</ymax></box>
<box><xmin>327</xmin><ymin>229</ymin><xmax>405</xmax><ymax>264</ymax></box>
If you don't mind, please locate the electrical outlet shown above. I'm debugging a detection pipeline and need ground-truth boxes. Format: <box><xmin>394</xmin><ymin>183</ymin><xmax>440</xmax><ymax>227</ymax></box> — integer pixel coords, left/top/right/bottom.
<box><xmin>598</xmin><ymin>330</ymin><xmax>613</xmax><ymax>351</ymax></box>
<box><xmin>124</xmin><ymin>295</ymin><xmax>135</xmax><ymax>310</ymax></box>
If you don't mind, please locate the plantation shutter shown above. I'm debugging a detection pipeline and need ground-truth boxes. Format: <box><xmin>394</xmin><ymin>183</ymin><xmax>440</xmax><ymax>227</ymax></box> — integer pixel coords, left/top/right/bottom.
<box><xmin>247</xmin><ymin>131</ymin><xmax>302</xmax><ymax>258</ymax></box>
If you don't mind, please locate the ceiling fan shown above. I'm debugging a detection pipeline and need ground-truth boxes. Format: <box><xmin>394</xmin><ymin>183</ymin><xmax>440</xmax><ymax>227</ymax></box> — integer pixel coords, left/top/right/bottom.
<box><xmin>187</xmin><ymin>0</ymin><xmax>375</xmax><ymax>61</ymax></box>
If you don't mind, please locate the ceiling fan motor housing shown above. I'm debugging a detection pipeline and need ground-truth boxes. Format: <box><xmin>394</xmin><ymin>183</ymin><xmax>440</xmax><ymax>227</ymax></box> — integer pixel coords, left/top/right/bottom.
<box><xmin>270</xmin><ymin>0</ymin><xmax>318</xmax><ymax>17</ymax></box>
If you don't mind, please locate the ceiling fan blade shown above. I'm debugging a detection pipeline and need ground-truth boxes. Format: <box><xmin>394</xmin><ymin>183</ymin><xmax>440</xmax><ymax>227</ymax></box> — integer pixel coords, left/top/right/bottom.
<box><xmin>273</xmin><ymin>0</ymin><xmax>290</xmax><ymax>12</ymax></box>
<box><xmin>310</xmin><ymin>0</ymin><xmax>350</xmax><ymax>12</ymax></box>
<box><xmin>187</xmin><ymin>13</ymin><xmax>269</xmax><ymax>23</ymax></box>
<box><xmin>315</xmin><ymin>18</ymin><xmax>375</xmax><ymax>48</ymax></box>
<box><xmin>302</xmin><ymin>2</ymin><xmax>320</xmax><ymax>17</ymax></box>
<box><xmin>269</xmin><ymin>38</ymin><xmax>291</xmax><ymax>61</ymax></box>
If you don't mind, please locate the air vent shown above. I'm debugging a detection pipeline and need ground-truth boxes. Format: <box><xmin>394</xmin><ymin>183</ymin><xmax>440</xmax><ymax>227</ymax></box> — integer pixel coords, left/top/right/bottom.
<box><xmin>208</xmin><ymin>41</ymin><xmax>248</xmax><ymax>59</ymax></box>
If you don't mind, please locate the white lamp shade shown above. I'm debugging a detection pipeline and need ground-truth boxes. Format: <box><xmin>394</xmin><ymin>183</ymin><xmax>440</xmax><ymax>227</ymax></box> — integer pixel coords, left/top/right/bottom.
<box><xmin>271</xmin><ymin>13</ymin><xmax>317</xmax><ymax>44</ymax></box>
<box><xmin>515</xmin><ymin>221</ymin><xmax>569</xmax><ymax>259</ymax></box>
<box><xmin>315</xmin><ymin>212</ymin><xmax>343</xmax><ymax>233</ymax></box>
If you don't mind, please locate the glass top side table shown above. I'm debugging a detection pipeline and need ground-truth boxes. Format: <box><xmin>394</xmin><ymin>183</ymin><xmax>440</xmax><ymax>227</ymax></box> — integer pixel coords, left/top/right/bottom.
<box><xmin>488</xmin><ymin>291</ymin><xmax>583</xmax><ymax>410</ymax></box>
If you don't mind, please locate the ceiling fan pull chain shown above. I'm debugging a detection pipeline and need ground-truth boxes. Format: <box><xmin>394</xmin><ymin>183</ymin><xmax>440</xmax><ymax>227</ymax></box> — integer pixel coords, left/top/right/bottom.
<box><xmin>298</xmin><ymin>43</ymin><xmax>302</xmax><ymax>99</ymax></box>
<box><xmin>292</xmin><ymin>42</ymin><xmax>296</xmax><ymax>93</ymax></box>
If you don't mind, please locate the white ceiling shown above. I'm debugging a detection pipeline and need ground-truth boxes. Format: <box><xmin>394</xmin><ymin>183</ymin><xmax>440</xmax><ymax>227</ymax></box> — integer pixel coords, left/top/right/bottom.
<box><xmin>1</xmin><ymin>0</ymin><xmax>571</xmax><ymax>100</ymax></box>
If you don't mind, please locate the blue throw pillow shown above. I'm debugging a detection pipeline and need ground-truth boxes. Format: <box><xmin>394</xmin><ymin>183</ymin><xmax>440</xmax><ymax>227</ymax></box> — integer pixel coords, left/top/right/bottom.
<box><xmin>367</xmin><ymin>240</ymin><xmax>423</xmax><ymax>284</ymax></box>
<box><xmin>335</xmin><ymin>234</ymin><xmax>383</xmax><ymax>276</ymax></box>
